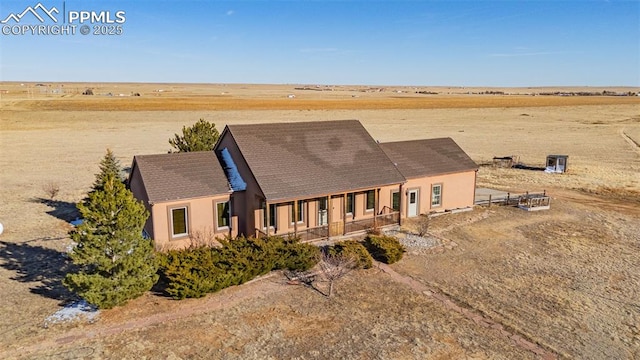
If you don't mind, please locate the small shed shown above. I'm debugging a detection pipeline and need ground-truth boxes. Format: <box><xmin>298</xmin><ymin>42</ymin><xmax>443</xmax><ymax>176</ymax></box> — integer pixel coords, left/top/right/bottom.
<box><xmin>492</xmin><ymin>155</ymin><xmax>518</xmax><ymax>168</ymax></box>
<box><xmin>545</xmin><ymin>155</ymin><xmax>568</xmax><ymax>173</ymax></box>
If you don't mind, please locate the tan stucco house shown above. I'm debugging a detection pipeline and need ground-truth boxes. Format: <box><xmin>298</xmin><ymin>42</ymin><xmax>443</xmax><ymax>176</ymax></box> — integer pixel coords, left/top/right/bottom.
<box><xmin>379</xmin><ymin>138</ymin><xmax>479</xmax><ymax>218</ymax></box>
<box><xmin>128</xmin><ymin>120</ymin><xmax>478</xmax><ymax>250</ymax></box>
<box><xmin>128</xmin><ymin>151</ymin><xmax>238</xmax><ymax>250</ymax></box>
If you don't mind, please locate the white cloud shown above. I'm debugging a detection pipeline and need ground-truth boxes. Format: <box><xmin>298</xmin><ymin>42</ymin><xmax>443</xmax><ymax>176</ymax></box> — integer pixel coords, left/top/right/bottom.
<box><xmin>226</xmin><ymin>10</ymin><xmax>234</xmax><ymax>16</ymax></box>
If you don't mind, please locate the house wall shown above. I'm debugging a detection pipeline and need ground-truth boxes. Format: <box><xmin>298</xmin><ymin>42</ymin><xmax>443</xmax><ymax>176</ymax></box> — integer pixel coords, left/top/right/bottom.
<box><xmin>128</xmin><ymin>163</ymin><xmax>153</xmax><ymax>237</ymax></box>
<box><xmin>401</xmin><ymin>170</ymin><xmax>476</xmax><ymax>217</ymax></box>
<box><xmin>216</xmin><ymin>131</ymin><xmax>263</xmax><ymax>236</ymax></box>
<box><xmin>150</xmin><ymin>194</ymin><xmax>236</xmax><ymax>251</ymax></box>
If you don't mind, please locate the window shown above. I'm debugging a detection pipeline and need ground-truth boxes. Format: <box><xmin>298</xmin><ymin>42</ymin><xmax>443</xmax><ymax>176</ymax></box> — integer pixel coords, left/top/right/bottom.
<box><xmin>431</xmin><ymin>184</ymin><xmax>442</xmax><ymax>207</ymax></box>
<box><xmin>216</xmin><ymin>201</ymin><xmax>230</xmax><ymax>229</ymax></box>
<box><xmin>262</xmin><ymin>202</ymin><xmax>277</xmax><ymax>228</ymax></box>
<box><xmin>171</xmin><ymin>207</ymin><xmax>188</xmax><ymax>237</ymax></box>
<box><xmin>291</xmin><ymin>200</ymin><xmax>305</xmax><ymax>223</ymax></box>
<box><xmin>392</xmin><ymin>191</ymin><xmax>400</xmax><ymax>211</ymax></box>
<box><xmin>346</xmin><ymin>193</ymin><xmax>354</xmax><ymax>214</ymax></box>
<box><xmin>318</xmin><ymin>197</ymin><xmax>328</xmax><ymax>226</ymax></box>
<box><xmin>366</xmin><ymin>190</ymin><xmax>375</xmax><ymax>211</ymax></box>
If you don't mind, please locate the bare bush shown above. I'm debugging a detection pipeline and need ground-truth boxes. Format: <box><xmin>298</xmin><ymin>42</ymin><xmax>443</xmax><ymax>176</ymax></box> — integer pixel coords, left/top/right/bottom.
<box><xmin>318</xmin><ymin>252</ymin><xmax>356</xmax><ymax>297</ymax></box>
<box><xmin>43</xmin><ymin>182</ymin><xmax>60</xmax><ymax>199</ymax></box>
<box><xmin>416</xmin><ymin>214</ymin><xmax>430</xmax><ymax>237</ymax></box>
<box><xmin>188</xmin><ymin>227</ymin><xmax>223</xmax><ymax>248</ymax></box>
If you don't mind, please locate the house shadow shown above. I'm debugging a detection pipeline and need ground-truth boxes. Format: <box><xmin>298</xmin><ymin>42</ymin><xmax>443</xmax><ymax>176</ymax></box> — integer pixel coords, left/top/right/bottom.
<box><xmin>31</xmin><ymin>197</ymin><xmax>79</xmax><ymax>222</ymax></box>
<box><xmin>0</xmin><ymin>240</ymin><xmax>76</xmax><ymax>303</ymax></box>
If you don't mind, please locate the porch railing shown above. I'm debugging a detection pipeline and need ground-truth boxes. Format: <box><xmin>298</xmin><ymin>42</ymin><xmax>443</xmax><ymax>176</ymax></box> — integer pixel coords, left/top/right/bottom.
<box><xmin>255</xmin><ymin>211</ymin><xmax>400</xmax><ymax>241</ymax></box>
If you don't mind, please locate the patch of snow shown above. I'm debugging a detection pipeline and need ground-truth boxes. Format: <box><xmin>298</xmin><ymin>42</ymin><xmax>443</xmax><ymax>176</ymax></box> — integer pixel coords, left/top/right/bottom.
<box><xmin>65</xmin><ymin>242</ymin><xmax>77</xmax><ymax>254</ymax></box>
<box><xmin>44</xmin><ymin>300</ymin><xmax>99</xmax><ymax>327</ymax></box>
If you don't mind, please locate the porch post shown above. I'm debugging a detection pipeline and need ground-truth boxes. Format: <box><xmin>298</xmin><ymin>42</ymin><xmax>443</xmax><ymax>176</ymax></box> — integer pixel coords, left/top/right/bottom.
<box><xmin>398</xmin><ymin>184</ymin><xmax>403</xmax><ymax>226</ymax></box>
<box><xmin>374</xmin><ymin>188</ymin><xmax>379</xmax><ymax>228</ymax></box>
<box><xmin>326</xmin><ymin>196</ymin><xmax>331</xmax><ymax>239</ymax></box>
<box><xmin>343</xmin><ymin>192</ymin><xmax>347</xmax><ymax>235</ymax></box>
<box><xmin>293</xmin><ymin>200</ymin><xmax>298</xmax><ymax>236</ymax></box>
<box><xmin>265</xmin><ymin>200</ymin><xmax>270</xmax><ymax>236</ymax></box>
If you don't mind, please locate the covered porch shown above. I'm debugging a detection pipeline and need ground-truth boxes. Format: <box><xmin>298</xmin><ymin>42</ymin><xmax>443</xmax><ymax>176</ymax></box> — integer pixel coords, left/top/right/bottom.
<box><xmin>254</xmin><ymin>186</ymin><xmax>402</xmax><ymax>241</ymax></box>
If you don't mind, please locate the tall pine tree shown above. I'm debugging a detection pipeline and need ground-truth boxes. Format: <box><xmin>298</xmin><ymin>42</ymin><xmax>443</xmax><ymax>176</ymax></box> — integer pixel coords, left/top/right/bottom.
<box><xmin>91</xmin><ymin>148</ymin><xmax>123</xmax><ymax>192</ymax></box>
<box><xmin>169</xmin><ymin>118</ymin><xmax>220</xmax><ymax>152</ymax></box>
<box><xmin>64</xmin><ymin>151</ymin><xmax>158</xmax><ymax>309</ymax></box>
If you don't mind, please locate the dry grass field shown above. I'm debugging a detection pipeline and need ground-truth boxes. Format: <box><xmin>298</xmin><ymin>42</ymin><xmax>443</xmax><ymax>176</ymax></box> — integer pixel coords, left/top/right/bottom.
<box><xmin>0</xmin><ymin>82</ymin><xmax>638</xmax><ymax>359</ymax></box>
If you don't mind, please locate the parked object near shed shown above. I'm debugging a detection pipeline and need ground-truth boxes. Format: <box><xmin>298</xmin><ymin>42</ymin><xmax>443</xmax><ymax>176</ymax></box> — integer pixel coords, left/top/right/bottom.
<box><xmin>545</xmin><ymin>155</ymin><xmax>568</xmax><ymax>173</ymax></box>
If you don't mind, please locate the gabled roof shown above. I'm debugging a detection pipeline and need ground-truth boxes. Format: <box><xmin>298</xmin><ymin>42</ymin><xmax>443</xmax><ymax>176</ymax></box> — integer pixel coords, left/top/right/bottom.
<box><xmin>222</xmin><ymin>120</ymin><xmax>406</xmax><ymax>202</ymax></box>
<box><xmin>131</xmin><ymin>151</ymin><xmax>230</xmax><ymax>203</ymax></box>
<box><xmin>379</xmin><ymin>138</ymin><xmax>478</xmax><ymax>179</ymax></box>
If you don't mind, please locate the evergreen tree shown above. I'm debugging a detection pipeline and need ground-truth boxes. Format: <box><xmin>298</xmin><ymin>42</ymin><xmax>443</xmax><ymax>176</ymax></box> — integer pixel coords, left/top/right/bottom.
<box><xmin>169</xmin><ymin>118</ymin><xmax>220</xmax><ymax>152</ymax></box>
<box><xmin>91</xmin><ymin>148</ymin><xmax>123</xmax><ymax>192</ymax></box>
<box><xmin>64</xmin><ymin>153</ymin><xmax>158</xmax><ymax>309</ymax></box>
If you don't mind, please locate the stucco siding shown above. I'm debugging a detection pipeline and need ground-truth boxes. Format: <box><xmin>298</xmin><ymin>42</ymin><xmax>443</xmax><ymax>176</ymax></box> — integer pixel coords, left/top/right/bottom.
<box><xmin>150</xmin><ymin>194</ymin><xmax>234</xmax><ymax>250</ymax></box>
<box><xmin>128</xmin><ymin>163</ymin><xmax>154</xmax><ymax>237</ymax></box>
<box><xmin>402</xmin><ymin>170</ymin><xmax>476</xmax><ymax>217</ymax></box>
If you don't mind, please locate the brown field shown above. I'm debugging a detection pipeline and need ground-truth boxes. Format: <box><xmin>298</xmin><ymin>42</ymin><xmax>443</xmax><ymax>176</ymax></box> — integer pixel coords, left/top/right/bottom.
<box><xmin>0</xmin><ymin>82</ymin><xmax>639</xmax><ymax>359</ymax></box>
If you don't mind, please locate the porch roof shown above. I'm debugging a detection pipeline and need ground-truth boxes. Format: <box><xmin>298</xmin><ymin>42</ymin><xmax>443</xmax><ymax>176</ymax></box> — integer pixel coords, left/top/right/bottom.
<box><xmin>380</xmin><ymin>138</ymin><xmax>478</xmax><ymax>178</ymax></box>
<box><xmin>224</xmin><ymin>120</ymin><xmax>406</xmax><ymax>202</ymax></box>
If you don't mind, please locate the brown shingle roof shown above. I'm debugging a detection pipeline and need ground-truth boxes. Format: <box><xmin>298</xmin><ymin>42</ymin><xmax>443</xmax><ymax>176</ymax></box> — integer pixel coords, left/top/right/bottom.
<box><xmin>132</xmin><ymin>151</ymin><xmax>230</xmax><ymax>203</ymax></box>
<box><xmin>224</xmin><ymin>120</ymin><xmax>406</xmax><ymax>202</ymax></box>
<box><xmin>379</xmin><ymin>138</ymin><xmax>478</xmax><ymax>179</ymax></box>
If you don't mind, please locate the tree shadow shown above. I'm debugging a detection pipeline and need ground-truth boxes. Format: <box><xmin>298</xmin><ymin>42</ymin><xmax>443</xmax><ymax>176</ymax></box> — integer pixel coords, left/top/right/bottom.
<box><xmin>0</xmin><ymin>240</ymin><xmax>76</xmax><ymax>303</ymax></box>
<box><xmin>31</xmin><ymin>197</ymin><xmax>80</xmax><ymax>222</ymax></box>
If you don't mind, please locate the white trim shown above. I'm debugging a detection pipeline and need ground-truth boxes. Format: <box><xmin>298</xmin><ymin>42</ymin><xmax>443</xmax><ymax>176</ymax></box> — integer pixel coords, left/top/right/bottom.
<box><xmin>170</xmin><ymin>206</ymin><xmax>189</xmax><ymax>238</ymax></box>
<box><xmin>215</xmin><ymin>200</ymin><xmax>231</xmax><ymax>230</ymax></box>
<box><xmin>431</xmin><ymin>183</ymin><xmax>442</xmax><ymax>208</ymax></box>
<box><xmin>407</xmin><ymin>189</ymin><xmax>419</xmax><ymax>217</ymax></box>
<box><xmin>291</xmin><ymin>200</ymin><xmax>306</xmax><ymax>225</ymax></box>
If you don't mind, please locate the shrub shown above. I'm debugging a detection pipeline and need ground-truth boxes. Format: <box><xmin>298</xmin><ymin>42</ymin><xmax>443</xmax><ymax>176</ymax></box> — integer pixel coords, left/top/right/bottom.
<box><xmin>275</xmin><ymin>237</ymin><xmax>321</xmax><ymax>271</ymax></box>
<box><xmin>157</xmin><ymin>247</ymin><xmax>222</xmax><ymax>299</ymax></box>
<box><xmin>169</xmin><ymin>118</ymin><xmax>220</xmax><ymax>153</ymax></box>
<box><xmin>43</xmin><ymin>181</ymin><xmax>60</xmax><ymax>199</ymax></box>
<box><xmin>329</xmin><ymin>240</ymin><xmax>373</xmax><ymax>269</ymax></box>
<box><xmin>364</xmin><ymin>235</ymin><xmax>405</xmax><ymax>264</ymax></box>
<box><xmin>158</xmin><ymin>235</ymin><xmax>320</xmax><ymax>299</ymax></box>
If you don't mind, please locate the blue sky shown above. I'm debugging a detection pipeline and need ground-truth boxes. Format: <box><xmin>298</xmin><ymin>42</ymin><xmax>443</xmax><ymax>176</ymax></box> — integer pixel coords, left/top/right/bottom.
<box><xmin>0</xmin><ymin>0</ymin><xmax>638</xmax><ymax>86</ymax></box>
